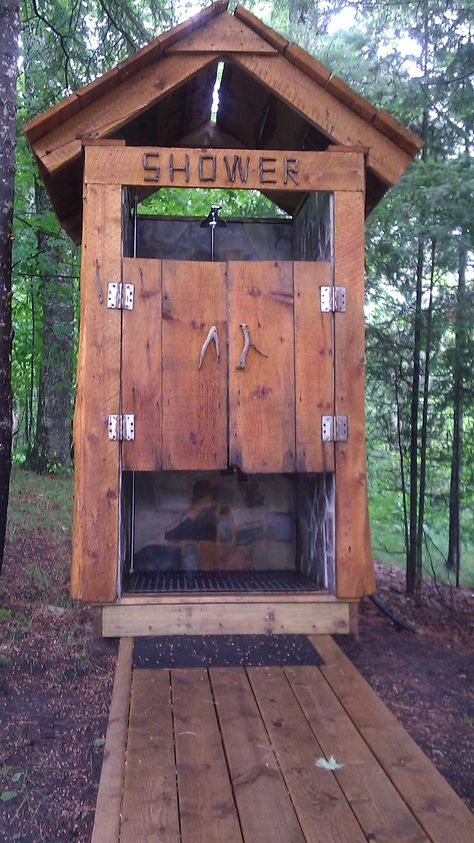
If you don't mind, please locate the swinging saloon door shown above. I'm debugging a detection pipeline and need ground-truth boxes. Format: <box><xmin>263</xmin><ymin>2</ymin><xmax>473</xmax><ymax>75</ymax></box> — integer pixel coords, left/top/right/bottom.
<box><xmin>121</xmin><ymin>258</ymin><xmax>334</xmax><ymax>475</ymax></box>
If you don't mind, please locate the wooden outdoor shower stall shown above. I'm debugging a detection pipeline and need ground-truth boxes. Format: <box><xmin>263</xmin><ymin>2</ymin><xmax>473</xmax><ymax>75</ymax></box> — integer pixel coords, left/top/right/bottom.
<box><xmin>25</xmin><ymin>2</ymin><xmax>422</xmax><ymax>637</ymax></box>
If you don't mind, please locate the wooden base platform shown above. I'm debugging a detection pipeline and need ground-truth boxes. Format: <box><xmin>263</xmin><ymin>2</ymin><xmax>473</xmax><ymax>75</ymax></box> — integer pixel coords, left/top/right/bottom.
<box><xmin>99</xmin><ymin>593</ymin><xmax>356</xmax><ymax>636</ymax></box>
<box><xmin>91</xmin><ymin>635</ymin><xmax>473</xmax><ymax>843</ymax></box>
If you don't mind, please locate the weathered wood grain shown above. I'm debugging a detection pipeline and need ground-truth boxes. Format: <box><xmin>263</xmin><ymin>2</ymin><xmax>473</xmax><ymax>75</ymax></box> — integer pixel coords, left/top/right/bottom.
<box><xmin>162</xmin><ymin>260</ymin><xmax>227</xmax><ymax>469</ymax></box>
<box><xmin>233</xmin><ymin>53</ymin><xmax>413</xmax><ymax>186</ymax></box>
<box><xmin>100</xmin><ymin>601</ymin><xmax>350</xmax><ymax>636</ymax></box>
<box><xmin>294</xmin><ymin>261</ymin><xmax>334</xmax><ymax>472</ymax></box>
<box><xmin>120</xmin><ymin>669</ymin><xmax>180</xmax><ymax>843</ymax></box>
<box><xmin>333</xmin><ymin>191</ymin><xmax>375</xmax><ymax>597</ymax></box>
<box><xmin>71</xmin><ymin>183</ymin><xmax>122</xmax><ymax>602</ymax></box>
<box><xmin>166</xmin><ymin>11</ymin><xmax>276</xmax><ymax>54</ymax></box>
<box><xmin>91</xmin><ymin>638</ymin><xmax>133</xmax><ymax>843</ymax></box>
<box><xmin>121</xmin><ymin>258</ymin><xmax>162</xmax><ymax>471</ymax></box>
<box><xmin>33</xmin><ymin>54</ymin><xmax>218</xmax><ymax>175</ymax></box>
<box><xmin>172</xmin><ymin>669</ymin><xmax>243</xmax><ymax>843</ymax></box>
<box><xmin>286</xmin><ymin>664</ymin><xmax>429</xmax><ymax>842</ymax></box>
<box><xmin>210</xmin><ymin>667</ymin><xmax>306</xmax><ymax>843</ymax></box>
<box><xmin>314</xmin><ymin>635</ymin><xmax>474</xmax><ymax>843</ymax></box>
<box><xmin>248</xmin><ymin>666</ymin><xmax>367</xmax><ymax>842</ymax></box>
<box><xmin>228</xmin><ymin>261</ymin><xmax>295</xmax><ymax>472</ymax></box>
<box><xmin>84</xmin><ymin>146</ymin><xmax>365</xmax><ymax>192</ymax></box>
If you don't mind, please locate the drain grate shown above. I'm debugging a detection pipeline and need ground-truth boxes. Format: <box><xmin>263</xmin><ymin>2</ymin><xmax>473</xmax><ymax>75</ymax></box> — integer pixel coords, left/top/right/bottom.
<box><xmin>125</xmin><ymin>569</ymin><xmax>318</xmax><ymax>594</ymax></box>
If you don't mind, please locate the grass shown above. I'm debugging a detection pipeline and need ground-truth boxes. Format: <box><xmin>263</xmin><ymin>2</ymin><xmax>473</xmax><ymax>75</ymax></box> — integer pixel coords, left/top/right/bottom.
<box><xmin>6</xmin><ymin>467</ymin><xmax>73</xmax><ymax>540</ymax></box>
<box><xmin>5</xmin><ymin>465</ymin><xmax>474</xmax><ymax>589</ymax></box>
<box><xmin>368</xmin><ymin>460</ymin><xmax>474</xmax><ymax>589</ymax></box>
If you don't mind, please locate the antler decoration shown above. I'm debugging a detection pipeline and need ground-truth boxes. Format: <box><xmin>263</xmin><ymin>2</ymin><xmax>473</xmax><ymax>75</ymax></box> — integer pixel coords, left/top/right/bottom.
<box><xmin>198</xmin><ymin>325</ymin><xmax>220</xmax><ymax>370</ymax></box>
<box><xmin>236</xmin><ymin>323</ymin><xmax>268</xmax><ymax>370</ymax></box>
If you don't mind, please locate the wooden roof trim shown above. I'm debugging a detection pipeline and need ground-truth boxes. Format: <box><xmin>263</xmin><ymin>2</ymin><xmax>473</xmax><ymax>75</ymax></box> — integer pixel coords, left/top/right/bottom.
<box><xmin>25</xmin><ymin>93</ymin><xmax>80</xmax><ymax>144</ymax></box>
<box><xmin>25</xmin><ymin>1</ymin><xmax>422</xmax><ymax>183</ymax></box>
<box><xmin>32</xmin><ymin>53</ymin><xmax>219</xmax><ymax>176</ymax></box>
<box><xmin>373</xmin><ymin>109</ymin><xmax>424</xmax><ymax>155</ymax></box>
<box><xmin>165</xmin><ymin>11</ymin><xmax>277</xmax><ymax>54</ymax></box>
<box><xmin>233</xmin><ymin>5</ymin><xmax>289</xmax><ymax>52</ymax></box>
<box><xmin>24</xmin><ymin>0</ymin><xmax>228</xmax><ymax>144</ymax></box>
<box><xmin>233</xmin><ymin>52</ymin><xmax>412</xmax><ymax>186</ymax></box>
<box><xmin>233</xmin><ymin>4</ymin><xmax>422</xmax><ymax>158</ymax></box>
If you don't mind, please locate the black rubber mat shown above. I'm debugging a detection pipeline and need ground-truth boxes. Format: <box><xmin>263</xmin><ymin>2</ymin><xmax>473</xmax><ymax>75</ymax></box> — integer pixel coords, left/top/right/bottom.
<box><xmin>133</xmin><ymin>635</ymin><xmax>324</xmax><ymax>668</ymax></box>
<box><xmin>125</xmin><ymin>569</ymin><xmax>318</xmax><ymax>593</ymax></box>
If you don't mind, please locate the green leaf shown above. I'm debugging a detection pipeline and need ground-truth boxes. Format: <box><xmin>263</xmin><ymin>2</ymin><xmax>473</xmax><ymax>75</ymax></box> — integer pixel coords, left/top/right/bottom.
<box><xmin>1</xmin><ymin>790</ymin><xmax>17</xmax><ymax>802</ymax></box>
<box><xmin>11</xmin><ymin>772</ymin><xmax>22</xmax><ymax>784</ymax></box>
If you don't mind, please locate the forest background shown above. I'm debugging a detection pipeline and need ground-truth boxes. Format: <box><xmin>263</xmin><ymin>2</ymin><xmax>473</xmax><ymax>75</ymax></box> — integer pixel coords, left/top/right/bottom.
<box><xmin>5</xmin><ymin>0</ymin><xmax>474</xmax><ymax>599</ymax></box>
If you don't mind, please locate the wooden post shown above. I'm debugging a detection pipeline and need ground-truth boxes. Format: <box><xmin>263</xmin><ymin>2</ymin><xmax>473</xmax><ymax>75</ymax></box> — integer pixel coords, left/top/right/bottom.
<box><xmin>71</xmin><ymin>172</ymin><xmax>122</xmax><ymax>602</ymax></box>
<box><xmin>333</xmin><ymin>189</ymin><xmax>375</xmax><ymax>598</ymax></box>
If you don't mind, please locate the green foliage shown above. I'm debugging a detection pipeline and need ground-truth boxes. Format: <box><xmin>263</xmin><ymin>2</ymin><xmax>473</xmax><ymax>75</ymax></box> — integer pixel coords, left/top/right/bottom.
<box><xmin>139</xmin><ymin>187</ymin><xmax>286</xmax><ymax>218</ymax></box>
<box><xmin>6</xmin><ymin>468</ymin><xmax>73</xmax><ymax>539</ymax></box>
<box><xmin>8</xmin><ymin>0</ymin><xmax>473</xmax><ymax>588</ymax></box>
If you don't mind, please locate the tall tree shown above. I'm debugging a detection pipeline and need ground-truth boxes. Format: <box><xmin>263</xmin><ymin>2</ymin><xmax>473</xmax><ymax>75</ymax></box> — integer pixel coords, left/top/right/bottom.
<box><xmin>0</xmin><ymin>0</ymin><xmax>20</xmax><ymax>570</ymax></box>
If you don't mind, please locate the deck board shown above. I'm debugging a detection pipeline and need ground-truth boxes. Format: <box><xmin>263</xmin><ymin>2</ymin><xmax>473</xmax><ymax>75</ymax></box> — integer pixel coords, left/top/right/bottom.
<box><xmin>247</xmin><ymin>666</ymin><xmax>367</xmax><ymax>843</ymax></box>
<box><xmin>120</xmin><ymin>670</ymin><xmax>179</xmax><ymax>843</ymax></box>
<box><xmin>285</xmin><ymin>664</ymin><xmax>429</xmax><ymax>842</ymax></box>
<box><xmin>172</xmin><ymin>668</ymin><xmax>243</xmax><ymax>843</ymax></box>
<box><xmin>313</xmin><ymin>635</ymin><xmax>474</xmax><ymax>843</ymax></box>
<box><xmin>94</xmin><ymin>635</ymin><xmax>473</xmax><ymax>843</ymax></box>
<box><xmin>210</xmin><ymin>666</ymin><xmax>306</xmax><ymax>843</ymax></box>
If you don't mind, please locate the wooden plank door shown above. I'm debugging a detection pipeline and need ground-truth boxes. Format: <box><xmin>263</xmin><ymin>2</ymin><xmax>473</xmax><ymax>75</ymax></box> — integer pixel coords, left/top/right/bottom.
<box><xmin>162</xmin><ymin>260</ymin><xmax>227</xmax><ymax>470</ymax></box>
<box><xmin>122</xmin><ymin>258</ymin><xmax>162</xmax><ymax>471</ymax></box>
<box><xmin>294</xmin><ymin>261</ymin><xmax>334</xmax><ymax>473</ymax></box>
<box><xmin>228</xmin><ymin>261</ymin><xmax>296</xmax><ymax>473</ymax></box>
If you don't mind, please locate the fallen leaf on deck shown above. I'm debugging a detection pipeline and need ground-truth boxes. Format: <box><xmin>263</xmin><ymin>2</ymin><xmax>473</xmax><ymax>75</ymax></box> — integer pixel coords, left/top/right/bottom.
<box><xmin>315</xmin><ymin>755</ymin><xmax>344</xmax><ymax>770</ymax></box>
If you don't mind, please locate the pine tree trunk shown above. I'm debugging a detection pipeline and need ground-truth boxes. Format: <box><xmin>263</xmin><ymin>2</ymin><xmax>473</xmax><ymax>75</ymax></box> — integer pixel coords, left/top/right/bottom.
<box><xmin>406</xmin><ymin>237</ymin><xmax>424</xmax><ymax>594</ymax></box>
<box><xmin>394</xmin><ymin>365</ymin><xmax>409</xmax><ymax>556</ymax></box>
<box><xmin>415</xmin><ymin>238</ymin><xmax>436</xmax><ymax>605</ymax></box>
<box><xmin>447</xmin><ymin>238</ymin><xmax>466</xmax><ymax>585</ymax></box>
<box><xmin>0</xmin><ymin>0</ymin><xmax>20</xmax><ymax>571</ymax></box>
<box><xmin>28</xmin><ymin>181</ymin><xmax>74</xmax><ymax>473</ymax></box>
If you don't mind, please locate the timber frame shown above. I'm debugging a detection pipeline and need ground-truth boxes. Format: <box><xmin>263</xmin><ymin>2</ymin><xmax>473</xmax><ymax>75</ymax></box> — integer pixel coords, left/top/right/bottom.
<box><xmin>74</xmin><ymin>144</ymin><xmax>373</xmax><ymax>607</ymax></box>
<box><xmin>24</xmin><ymin>2</ymin><xmax>423</xmax><ymax>244</ymax></box>
<box><xmin>25</xmin><ymin>3</ymin><xmax>422</xmax><ymax>633</ymax></box>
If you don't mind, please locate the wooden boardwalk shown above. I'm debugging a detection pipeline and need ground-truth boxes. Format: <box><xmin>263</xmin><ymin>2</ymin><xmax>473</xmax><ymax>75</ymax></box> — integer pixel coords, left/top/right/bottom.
<box><xmin>92</xmin><ymin>636</ymin><xmax>473</xmax><ymax>843</ymax></box>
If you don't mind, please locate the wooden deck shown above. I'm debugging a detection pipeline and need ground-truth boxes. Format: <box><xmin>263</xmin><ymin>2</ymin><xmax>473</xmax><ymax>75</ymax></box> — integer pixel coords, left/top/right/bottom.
<box><xmin>92</xmin><ymin>636</ymin><xmax>473</xmax><ymax>843</ymax></box>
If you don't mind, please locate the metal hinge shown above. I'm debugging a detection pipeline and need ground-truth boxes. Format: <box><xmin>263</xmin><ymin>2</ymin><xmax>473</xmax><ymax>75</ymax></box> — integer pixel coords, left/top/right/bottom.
<box><xmin>108</xmin><ymin>414</ymin><xmax>135</xmax><ymax>441</ymax></box>
<box><xmin>107</xmin><ymin>282</ymin><xmax>134</xmax><ymax>310</ymax></box>
<box><xmin>322</xmin><ymin>415</ymin><xmax>348</xmax><ymax>442</ymax></box>
<box><xmin>320</xmin><ymin>286</ymin><xmax>346</xmax><ymax>312</ymax></box>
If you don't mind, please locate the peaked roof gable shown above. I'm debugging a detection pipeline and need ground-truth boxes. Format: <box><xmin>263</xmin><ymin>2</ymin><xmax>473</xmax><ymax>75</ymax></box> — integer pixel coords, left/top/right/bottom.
<box><xmin>25</xmin><ymin>2</ymin><xmax>423</xmax><ymax>243</ymax></box>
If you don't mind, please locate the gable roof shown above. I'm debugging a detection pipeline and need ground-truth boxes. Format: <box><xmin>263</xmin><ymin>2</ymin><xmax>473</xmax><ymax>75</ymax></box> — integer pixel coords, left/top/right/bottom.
<box><xmin>25</xmin><ymin>1</ymin><xmax>423</xmax><ymax>244</ymax></box>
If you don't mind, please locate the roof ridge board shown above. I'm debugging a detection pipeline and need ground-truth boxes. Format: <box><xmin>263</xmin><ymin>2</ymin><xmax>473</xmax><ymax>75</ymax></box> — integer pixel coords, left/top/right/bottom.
<box><xmin>233</xmin><ymin>5</ymin><xmax>289</xmax><ymax>52</ymax></box>
<box><xmin>165</xmin><ymin>10</ymin><xmax>277</xmax><ymax>55</ymax></box>
<box><xmin>24</xmin><ymin>0</ymin><xmax>228</xmax><ymax>144</ymax></box>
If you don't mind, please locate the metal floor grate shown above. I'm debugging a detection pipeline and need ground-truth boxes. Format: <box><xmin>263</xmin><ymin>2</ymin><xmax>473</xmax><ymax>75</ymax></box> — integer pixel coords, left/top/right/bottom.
<box><xmin>124</xmin><ymin>569</ymin><xmax>318</xmax><ymax>594</ymax></box>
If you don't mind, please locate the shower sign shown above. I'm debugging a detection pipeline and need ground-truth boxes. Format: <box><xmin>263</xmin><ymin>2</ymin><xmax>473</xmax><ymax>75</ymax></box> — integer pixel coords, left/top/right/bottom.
<box><xmin>142</xmin><ymin>150</ymin><xmax>300</xmax><ymax>187</ymax></box>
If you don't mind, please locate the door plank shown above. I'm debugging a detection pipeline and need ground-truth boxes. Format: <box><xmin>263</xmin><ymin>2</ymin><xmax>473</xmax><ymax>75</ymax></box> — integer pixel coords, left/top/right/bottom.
<box><xmin>121</xmin><ymin>669</ymin><xmax>180</xmax><ymax>843</ymax></box>
<box><xmin>171</xmin><ymin>669</ymin><xmax>243</xmax><ymax>843</ymax></box>
<box><xmin>209</xmin><ymin>667</ymin><xmax>306</xmax><ymax>843</ymax></box>
<box><xmin>228</xmin><ymin>261</ymin><xmax>296</xmax><ymax>472</ymax></box>
<box><xmin>71</xmin><ymin>183</ymin><xmax>121</xmax><ymax>602</ymax></box>
<box><xmin>285</xmin><ymin>664</ymin><xmax>428</xmax><ymax>843</ymax></box>
<box><xmin>294</xmin><ymin>261</ymin><xmax>334</xmax><ymax>472</ymax></box>
<box><xmin>122</xmin><ymin>258</ymin><xmax>162</xmax><ymax>471</ymax></box>
<box><xmin>333</xmin><ymin>192</ymin><xmax>375</xmax><ymax>597</ymax></box>
<box><xmin>162</xmin><ymin>260</ymin><xmax>227</xmax><ymax>469</ymax></box>
<box><xmin>247</xmin><ymin>666</ymin><xmax>367</xmax><ymax>843</ymax></box>
<box><xmin>313</xmin><ymin>636</ymin><xmax>474</xmax><ymax>843</ymax></box>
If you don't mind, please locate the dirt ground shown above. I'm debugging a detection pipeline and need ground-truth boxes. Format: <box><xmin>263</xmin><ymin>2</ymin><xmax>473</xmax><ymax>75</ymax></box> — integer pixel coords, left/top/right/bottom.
<box><xmin>0</xmin><ymin>498</ymin><xmax>472</xmax><ymax>840</ymax></box>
